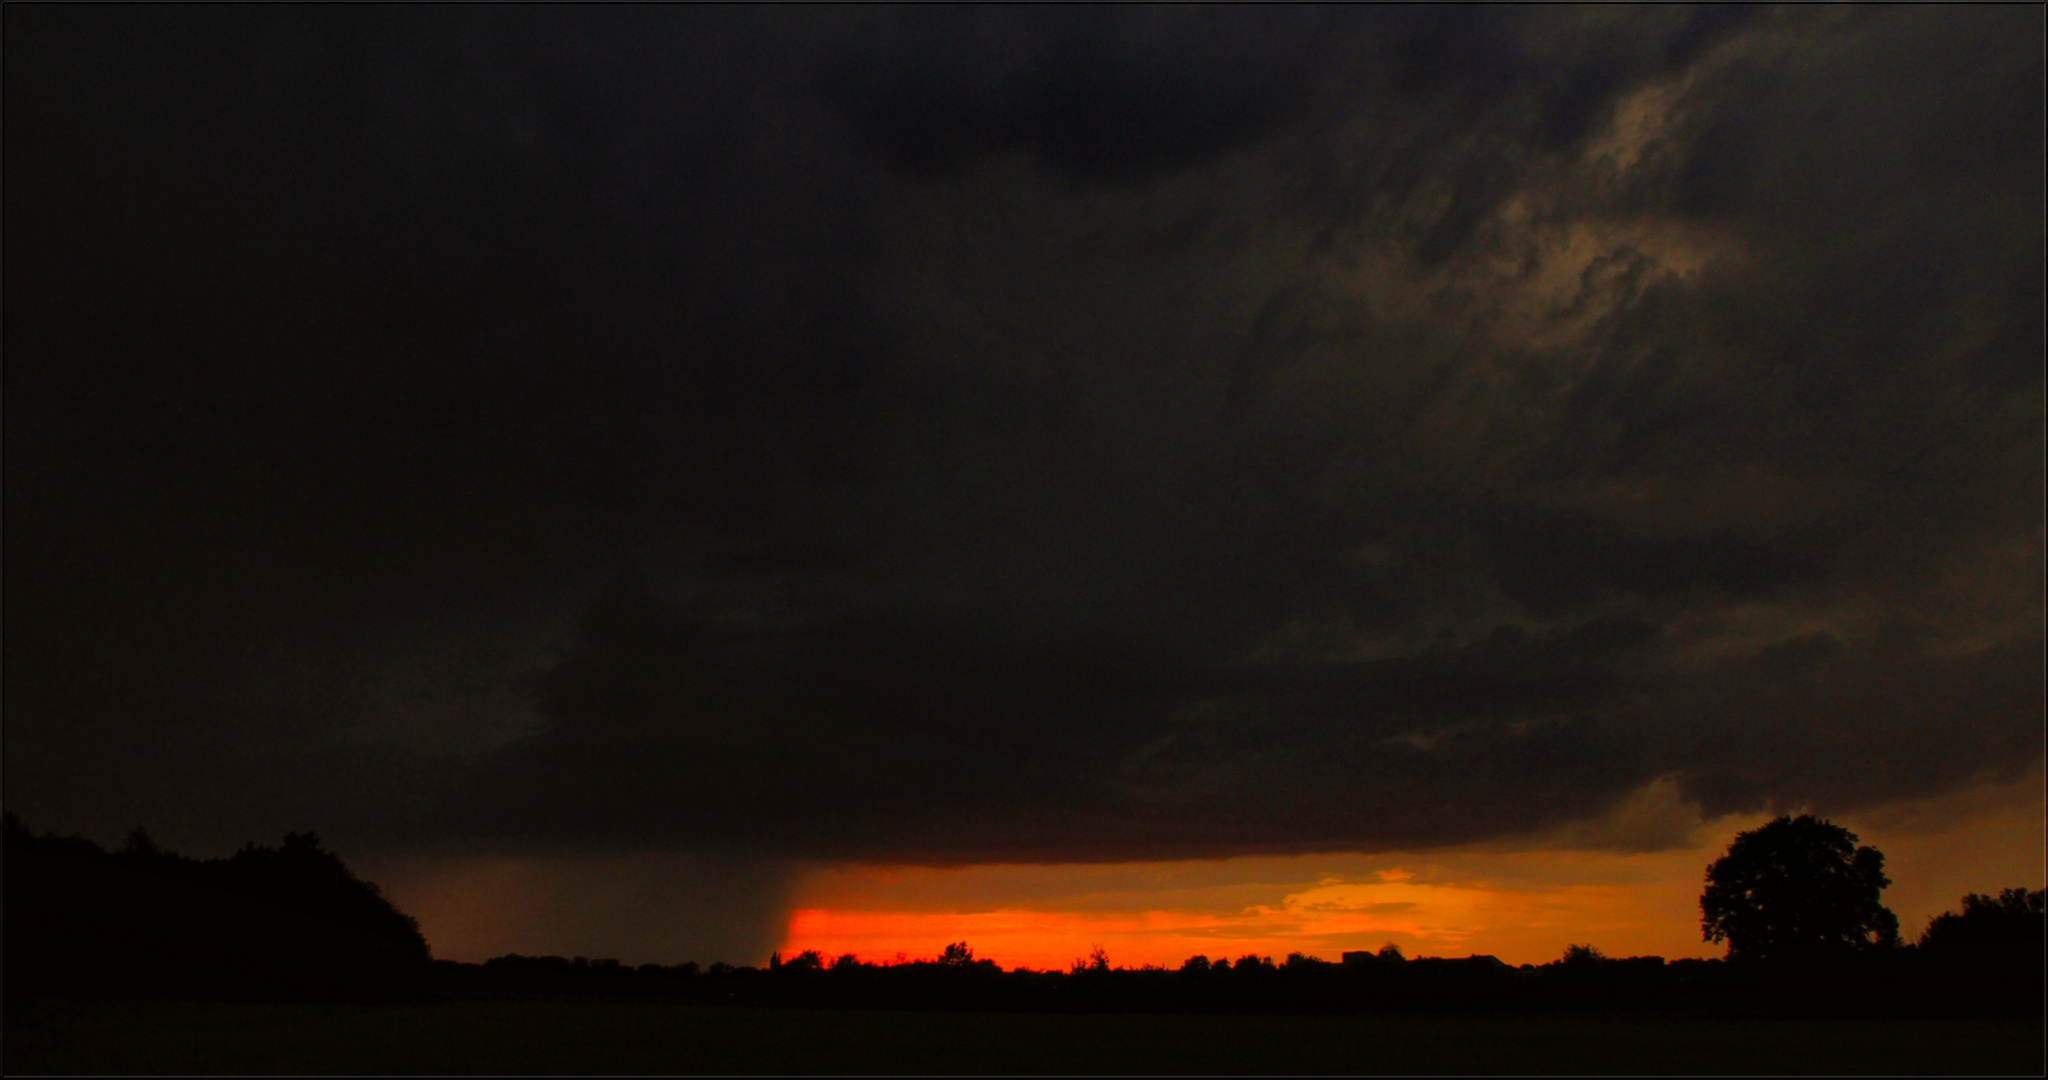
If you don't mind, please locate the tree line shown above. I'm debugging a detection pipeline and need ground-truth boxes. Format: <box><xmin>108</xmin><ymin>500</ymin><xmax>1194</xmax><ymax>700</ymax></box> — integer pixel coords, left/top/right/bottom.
<box><xmin>3</xmin><ymin>810</ymin><xmax>2040</xmax><ymax>1014</ymax></box>
<box><xmin>4</xmin><ymin>811</ymin><xmax>427</xmax><ymax>1001</ymax></box>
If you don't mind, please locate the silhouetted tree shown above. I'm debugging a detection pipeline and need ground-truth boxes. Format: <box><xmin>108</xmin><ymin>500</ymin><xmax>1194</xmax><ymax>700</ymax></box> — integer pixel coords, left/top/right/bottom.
<box><xmin>1284</xmin><ymin>951</ymin><xmax>1333</xmax><ymax>971</ymax></box>
<box><xmin>1701</xmin><ymin>814</ymin><xmax>1901</xmax><ymax>961</ymax></box>
<box><xmin>120</xmin><ymin>826</ymin><xmax>161</xmax><ymax>858</ymax></box>
<box><xmin>1560</xmin><ymin>943</ymin><xmax>1606</xmax><ymax>966</ymax></box>
<box><xmin>1920</xmin><ymin>888</ymin><xmax>2046</xmax><ymax>953</ymax></box>
<box><xmin>4</xmin><ymin>813</ymin><xmax>429</xmax><ymax>1000</ymax></box>
<box><xmin>215</xmin><ymin>831</ymin><xmax>429</xmax><ymax>963</ymax></box>
<box><xmin>937</xmin><ymin>942</ymin><xmax>976</xmax><ymax>967</ymax></box>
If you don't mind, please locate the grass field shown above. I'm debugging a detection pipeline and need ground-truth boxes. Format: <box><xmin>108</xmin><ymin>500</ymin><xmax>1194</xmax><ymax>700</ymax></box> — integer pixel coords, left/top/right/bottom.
<box><xmin>5</xmin><ymin>998</ymin><xmax>2042</xmax><ymax>1075</ymax></box>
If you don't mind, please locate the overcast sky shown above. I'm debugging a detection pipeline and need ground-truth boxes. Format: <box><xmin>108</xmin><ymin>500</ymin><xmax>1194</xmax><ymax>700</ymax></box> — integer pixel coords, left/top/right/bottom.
<box><xmin>8</xmin><ymin>5</ymin><xmax>2041</xmax><ymax>963</ymax></box>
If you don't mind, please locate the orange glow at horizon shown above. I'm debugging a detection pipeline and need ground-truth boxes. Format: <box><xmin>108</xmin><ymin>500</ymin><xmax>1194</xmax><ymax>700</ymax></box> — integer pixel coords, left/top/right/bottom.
<box><xmin>358</xmin><ymin>769</ymin><xmax>2044</xmax><ymax>968</ymax></box>
<box><xmin>780</xmin><ymin>855</ymin><xmax>1725</xmax><ymax>972</ymax></box>
<box><xmin>781</xmin><ymin>771</ymin><xmax>2047</xmax><ymax>972</ymax></box>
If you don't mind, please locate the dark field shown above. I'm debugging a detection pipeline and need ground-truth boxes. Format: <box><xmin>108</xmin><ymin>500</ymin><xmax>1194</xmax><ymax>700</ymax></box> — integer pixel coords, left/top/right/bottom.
<box><xmin>5</xmin><ymin>998</ymin><xmax>2042</xmax><ymax>1075</ymax></box>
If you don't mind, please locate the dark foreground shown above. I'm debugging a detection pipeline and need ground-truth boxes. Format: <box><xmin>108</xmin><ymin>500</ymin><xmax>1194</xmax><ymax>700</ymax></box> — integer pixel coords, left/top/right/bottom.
<box><xmin>6</xmin><ymin>998</ymin><xmax>2042</xmax><ymax>1076</ymax></box>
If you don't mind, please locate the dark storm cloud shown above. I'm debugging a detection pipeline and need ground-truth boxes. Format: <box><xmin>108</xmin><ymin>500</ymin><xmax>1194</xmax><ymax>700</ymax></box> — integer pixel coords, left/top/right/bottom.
<box><xmin>821</xmin><ymin>6</ymin><xmax>1361</xmax><ymax>184</ymax></box>
<box><xmin>6</xmin><ymin>5</ymin><xmax>2041</xmax><ymax>872</ymax></box>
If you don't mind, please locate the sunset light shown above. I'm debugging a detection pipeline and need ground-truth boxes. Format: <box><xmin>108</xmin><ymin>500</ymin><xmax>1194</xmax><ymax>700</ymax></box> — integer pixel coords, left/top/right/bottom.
<box><xmin>773</xmin><ymin>771</ymin><xmax>2044</xmax><ymax>972</ymax></box>
<box><xmin>8</xmin><ymin>4</ymin><xmax>2042</xmax><ymax>1072</ymax></box>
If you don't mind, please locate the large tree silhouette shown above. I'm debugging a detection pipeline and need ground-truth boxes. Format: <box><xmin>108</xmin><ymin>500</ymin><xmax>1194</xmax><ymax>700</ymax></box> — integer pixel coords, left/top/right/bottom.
<box><xmin>1701</xmin><ymin>814</ymin><xmax>1901</xmax><ymax>962</ymax></box>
